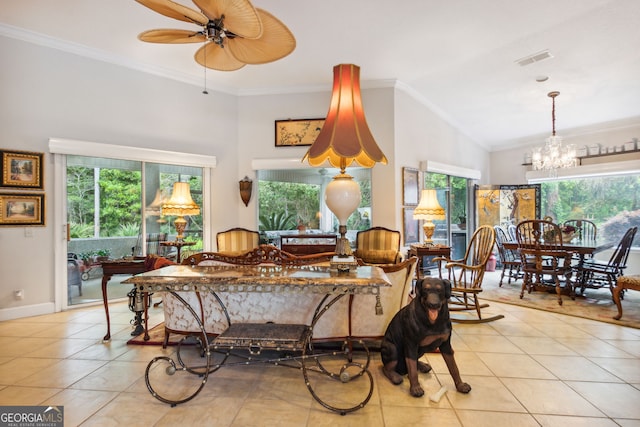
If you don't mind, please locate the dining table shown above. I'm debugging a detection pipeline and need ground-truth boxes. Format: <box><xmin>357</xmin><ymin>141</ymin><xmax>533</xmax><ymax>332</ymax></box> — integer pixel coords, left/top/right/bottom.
<box><xmin>502</xmin><ymin>238</ymin><xmax>614</xmax><ymax>288</ymax></box>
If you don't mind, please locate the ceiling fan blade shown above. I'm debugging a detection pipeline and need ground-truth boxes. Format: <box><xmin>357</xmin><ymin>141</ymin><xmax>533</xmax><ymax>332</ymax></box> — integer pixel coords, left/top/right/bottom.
<box><xmin>227</xmin><ymin>8</ymin><xmax>296</xmax><ymax>64</ymax></box>
<box><xmin>195</xmin><ymin>42</ymin><xmax>246</xmax><ymax>71</ymax></box>
<box><xmin>136</xmin><ymin>0</ymin><xmax>208</xmax><ymax>25</ymax></box>
<box><xmin>139</xmin><ymin>29</ymin><xmax>206</xmax><ymax>43</ymax></box>
<box><xmin>193</xmin><ymin>0</ymin><xmax>262</xmax><ymax>39</ymax></box>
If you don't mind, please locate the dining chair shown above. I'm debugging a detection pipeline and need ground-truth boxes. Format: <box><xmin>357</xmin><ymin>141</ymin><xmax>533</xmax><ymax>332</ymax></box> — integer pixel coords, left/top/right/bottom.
<box><xmin>578</xmin><ymin>226</ymin><xmax>637</xmax><ymax>296</ymax></box>
<box><xmin>507</xmin><ymin>224</ymin><xmax>517</xmax><ymax>242</ymax></box>
<box><xmin>515</xmin><ymin>219</ymin><xmax>574</xmax><ymax>305</ymax></box>
<box><xmin>493</xmin><ymin>225</ymin><xmax>522</xmax><ymax>287</ymax></box>
<box><xmin>434</xmin><ymin>225</ymin><xmax>503</xmax><ymax>323</ymax></box>
<box><xmin>564</xmin><ymin>219</ymin><xmax>597</xmax><ymax>242</ymax></box>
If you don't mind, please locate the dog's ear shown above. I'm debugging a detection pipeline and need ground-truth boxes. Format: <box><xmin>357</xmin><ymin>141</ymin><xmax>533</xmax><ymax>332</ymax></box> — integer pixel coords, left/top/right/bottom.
<box><xmin>415</xmin><ymin>278</ymin><xmax>425</xmax><ymax>297</ymax></box>
<box><xmin>443</xmin><ymin>279</ymin><xmax>452</xmax><ymax>299</ymax></box>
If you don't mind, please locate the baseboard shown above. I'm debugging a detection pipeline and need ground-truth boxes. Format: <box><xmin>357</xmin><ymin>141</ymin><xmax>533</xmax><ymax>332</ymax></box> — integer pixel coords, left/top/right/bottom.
<box><xmin>0</xmin><ymin>302</ymin><xmax>55</xmax><ymax>321</ymax></box>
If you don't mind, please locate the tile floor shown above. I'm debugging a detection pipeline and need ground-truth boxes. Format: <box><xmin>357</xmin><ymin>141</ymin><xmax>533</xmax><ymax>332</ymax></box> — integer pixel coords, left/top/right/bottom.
<box><xmin>1</xmin><ymin>271</ymin><xmax>639</xmax><ymax>426</ymax></box>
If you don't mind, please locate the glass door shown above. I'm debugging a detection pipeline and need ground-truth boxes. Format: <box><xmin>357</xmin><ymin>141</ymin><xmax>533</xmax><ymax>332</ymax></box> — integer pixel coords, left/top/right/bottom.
<box><xmin>66</xmin><ymin>156</ymin><xmax>203</xmax><ymax>306</ymax></box>
<box><xmin>424</xmin><ymin>172</ymin><xmax>470</xmax><ymax>259</ymax></box>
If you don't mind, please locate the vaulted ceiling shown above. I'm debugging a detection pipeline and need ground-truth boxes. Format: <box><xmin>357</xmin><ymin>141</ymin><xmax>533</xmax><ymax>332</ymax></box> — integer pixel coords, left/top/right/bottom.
<box><xmin>2</xmin><ymin>0</ymin><xmax>639</xmax><ymax>150</ymax></box>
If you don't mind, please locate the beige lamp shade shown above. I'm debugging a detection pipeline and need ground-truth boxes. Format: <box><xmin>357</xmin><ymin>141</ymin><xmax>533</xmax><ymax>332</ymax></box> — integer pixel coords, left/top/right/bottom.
<box><xmin>162</xmin><ymin>182</ymin><xmax>200</xmax><ymax>241</ymax></box>
<box><xmin>303</xmin><ymin>64</ymin><xmax>387</xmax><ymax>171</ymax></box>
<box><xmin>413</xmin><ymin>189</ymin><xmax>445</xmax><ymax>245</ymax></box>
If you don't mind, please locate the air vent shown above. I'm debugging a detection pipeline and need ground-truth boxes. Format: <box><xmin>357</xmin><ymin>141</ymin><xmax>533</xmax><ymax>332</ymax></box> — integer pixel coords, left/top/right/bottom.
<box><xmin>515</xmin><ymin>50</ymin><xmax>553</xmax><ymax>66</ymax></box>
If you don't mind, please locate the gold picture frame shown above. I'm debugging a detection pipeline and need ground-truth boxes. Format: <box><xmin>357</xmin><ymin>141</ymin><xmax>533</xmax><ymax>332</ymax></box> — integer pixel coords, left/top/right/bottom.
<box><xmin>402</xmin><ymin>167</ymin><xmax>419</xmax><ymax>206</ymax></box>
<box><xmin>275</xmin><ymin>118</ymin><xmax>325</xmax><ymax>147</ymax></box>
<box><xmin>0</xmin><ymin>193</ymin><xmax>45</xmax><ymax>226</ymax></box>
<box><xmin>0</xmin><ymin>149</ymin><xmax>44</xmax><ymax>189</ymax></box>
<box><xmin>403</xmin><ymin>207</ymin><xmax>419</xmax><ymax>245</ymax></box>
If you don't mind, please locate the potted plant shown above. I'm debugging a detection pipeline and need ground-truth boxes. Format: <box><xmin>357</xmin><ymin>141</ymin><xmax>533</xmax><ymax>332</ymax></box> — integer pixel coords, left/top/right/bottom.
<box><xmin>95</xmin><ymin>248</ymin><xmax>111</xmax><ymax>261</ymax></box>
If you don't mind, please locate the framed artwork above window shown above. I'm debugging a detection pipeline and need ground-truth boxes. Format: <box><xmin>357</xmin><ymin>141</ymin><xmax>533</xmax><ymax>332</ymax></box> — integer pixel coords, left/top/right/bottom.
<box><xmin>275</xmin><ymin>118</ymin><xmax>325</xmax><ymax>147</ymax></box>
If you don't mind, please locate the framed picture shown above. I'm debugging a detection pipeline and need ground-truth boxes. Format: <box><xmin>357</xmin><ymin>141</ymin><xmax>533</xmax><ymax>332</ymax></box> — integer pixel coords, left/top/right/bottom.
<box><xmin>0</xmin><ymin>193</ymin><xmax>45</xmax><ymax>226</ymax></box>
<box><xmin>0</xmin><ymin>149</ymin><xmax>44</xmax><ymax>189</ymax></box>
<box><xmin>402</xmin><ymin>167</ymin><xmax>419</xmax><ymax>206</ymax></box>
<box><xmin>403</xmin><ymin>207</ymin><xmax>419</xmax><ymax>246</ymax></box>
<box><xmin>275</xmin><ymin>118</ymin><xmax>325</xmax><ymax>147</ymax></box>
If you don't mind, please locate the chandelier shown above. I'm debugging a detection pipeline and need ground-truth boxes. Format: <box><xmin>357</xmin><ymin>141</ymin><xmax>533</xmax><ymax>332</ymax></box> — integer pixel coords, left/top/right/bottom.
<box><xmin>531</xmin><ymin>91</ymin><xmax>577</xmax><ymax>174</ymax></box>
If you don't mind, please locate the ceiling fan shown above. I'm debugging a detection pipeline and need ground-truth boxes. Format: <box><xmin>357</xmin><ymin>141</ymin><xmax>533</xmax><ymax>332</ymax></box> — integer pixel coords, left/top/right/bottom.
<box><xmin>135</xmin><ymin>0</ymin><xmax>296</xmax><ymax>71</ymax></box>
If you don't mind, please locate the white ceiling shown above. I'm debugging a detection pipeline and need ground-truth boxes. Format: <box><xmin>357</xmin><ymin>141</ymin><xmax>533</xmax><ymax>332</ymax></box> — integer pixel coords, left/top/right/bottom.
<box><xmin>2</xmin><ymin>0</ymin><xmax>640</xmax><ymax>150</ymax></box>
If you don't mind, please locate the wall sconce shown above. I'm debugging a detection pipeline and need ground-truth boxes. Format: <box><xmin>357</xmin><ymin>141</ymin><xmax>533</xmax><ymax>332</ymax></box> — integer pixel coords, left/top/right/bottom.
<box><xmin>239</xmin><ymin>176</ymin><xmax>253</xmax><ymax>207</ymax></box>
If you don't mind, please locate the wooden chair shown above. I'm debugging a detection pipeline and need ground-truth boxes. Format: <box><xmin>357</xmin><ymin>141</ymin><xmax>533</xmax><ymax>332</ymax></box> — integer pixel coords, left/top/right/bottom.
<box><xmin>515</xmin><ymin>219</ymin><xmax>574</xmax><ymax>305</ymax></box>
<box><xmin>493</xmin><ymin>225</ymin><xmax>522</xmax><ymax>286</ymax></box>
<box><xmin>434</xmin><ymin>225</ymin><xmax>503</xmax><ymax>323</ymax></box>
<box><xmin>564</xmin><ymin>219</ymin><xmax>597</xmax><ymax>242</ymax></box>
<box><xmin>578</xmin><ymin>226</ymin><xmax>637</xmax><ymax>296</ymax></box>
<box><xmin>353</xmin><ymin>226</ymin><xmax>402</xmax><ymax>265</ymax></box>
<box><xmin>216</xmin><ymin>227</ymin><xmax>260</xmax><ymax>254</ymax></box>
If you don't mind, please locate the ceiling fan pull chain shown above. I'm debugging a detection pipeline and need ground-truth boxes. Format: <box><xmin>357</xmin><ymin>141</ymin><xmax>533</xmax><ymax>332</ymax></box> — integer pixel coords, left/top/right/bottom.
<box><xmin>202</xmin><ymin>41</ymin><xmax>208</xmax><ymax>95</ymax></box>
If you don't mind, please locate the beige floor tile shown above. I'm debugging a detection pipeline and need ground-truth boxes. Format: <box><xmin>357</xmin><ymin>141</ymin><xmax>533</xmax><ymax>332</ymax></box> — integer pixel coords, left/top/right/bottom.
<box><xmin>308</xmin><ymin>399</ymin><xmax>385</xmax><ymax>426</ymax></box>
<box><xmin>0</xmin><ymin>357</ymin><xmax>60</xmax><ymax>385</ymax></box>
<box><xmin>230</xmin><ymin>398</ymin><xmax>311</xmax><ymax>426</ymax></box>
<box><xmin>567</xmin><ymin>381</ymin><xmax>640</xmax><ymax>419</ymax></box>
<box><xmin>23</xmin><ymin>337</ymin><xmax>96</xmax><ymax>358</ymax></box>
<box><xmin>0</xmin><ymin>321</ymin><xmax>55</xmax><ymax>337</ymax></box>
<box><xmin>507</xmin><ymin>336</ymin><xmax>579</xmax><ymax>355</ymax></box>
<box><xmin>489</xmin><ymin>319</ymin><xmax>549</xmax><ymax>337</ymax></box>
<box><xmin>476</xmin><ymin>352</ymin><xmax>556</xmax><ymax>379</ymax></box>
<box><xmin>532</xmin><ymin>355</ymin><xmax>623</xmax><ymax>382</ymax></box>
<box><xmin>71</xmin><ymin>360</ymin><xmax>148</xmax><ymax>391</ymax></box>
<box><xmin>68</xmin><ymin>339</ymin><xmax>131</xmax><ymax>360</ymax></box>
<box><xmin>423</xmin><ymin>350</ymin><xmax>494</xmax><ymax>376</ymax></box>
<box><xmin>456</xmin><ymin>409</ymin><xmax>541</xmax><ymax>427</ymax></box>
<box><xmin>0</xmin><ymin>336</ymin><xmax>59</xmax><ymax>358</ymax></box>
<box><xmin>42</xmin><ymin>388</ymin><xmax>118</xmax><ymax>427</ymax></box>
<box><xmin>603</xmin><ymin>339</ymin><xmax>640</xmax><ymax>357</ymax></box>
<box><xmin>155</xmin><ymin>395</ymin><xmax>244</xmax><ymax>427</ymax></box>
<box><xmin>502</xmin><ymin>378</ymin><xmax>604</xmax><ymax>417</ymax></box>
<box><xmin>441</xmin><ymin>374</ymin><xmax>528</xmax><ymax>413</ymax></box>
<box><xmin>589</xmin><ymin>357</ymin><xmax>640</xmax><ymax>383</ymax></box>
<box><xmin>0</xmin><ymin>386</ymin><xmax>62</xmax><ymax>405</ymax></box>
<box><xmin>30</xmin><ymin>321</ymin><xmax>98</xmax><ymax>338</ymax></box>
<box><xmin>457</xmin><ymin>334</ymin><xmax>524</xmax><ymax>353</ymax></box>
<box><xmin>529</xmin><ymin>321</ymin><xmax>595</xmax><ymax>339</ymax></box>
<box><xmin>80</xmin><ymin>391</ymin><xmax>172</xmax><ymax>427</ymax></box>
<box><xmin>560</xmin><ymin>337</ymin><xmax>637</xmax><ymax>358</ymax></box>
<box><xmin>19</xmin><ymin>359</ymin><xmax>106</xmax><ymax>388</ymax></box>
<box><xmin>379</xmin><ymin>407</ymin><xmax>460</xmax><ymax>427</ymax></box>
<box><xmin>533</xmin><ymin>414</ymin><xmax>621</xmax><ymax>426</ymax></box>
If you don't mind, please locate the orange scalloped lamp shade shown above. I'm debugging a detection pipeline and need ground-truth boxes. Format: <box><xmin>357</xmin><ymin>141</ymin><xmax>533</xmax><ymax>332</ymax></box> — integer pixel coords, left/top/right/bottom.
<box><xmin>303</xmin><ymin>64</ymin><xmax>387</xmax><ymax>169</ymax></box>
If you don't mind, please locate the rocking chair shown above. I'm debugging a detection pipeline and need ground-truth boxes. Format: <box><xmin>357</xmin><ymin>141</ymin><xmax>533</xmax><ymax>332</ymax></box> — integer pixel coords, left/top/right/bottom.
<box><xmin>435</xmin><ymin>225</ymin><xmax>503</xmax><ymax>323</ymax></box>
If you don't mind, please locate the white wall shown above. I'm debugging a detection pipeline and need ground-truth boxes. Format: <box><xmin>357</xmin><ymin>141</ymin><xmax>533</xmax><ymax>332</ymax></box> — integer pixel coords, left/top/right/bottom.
<box><xmin>236</xmin><ymin>87</ymin><xmax>397</xmax><ymax>230</ymax></box>
<box><xmin>0</xmin><ymin>35</ymin><xmax>238</xmax><ymax>315</ymax></box>
<box><xmin>489</xmin><ymin>121</ymin><xmax>640</xmax><ymax>184</ymax></box>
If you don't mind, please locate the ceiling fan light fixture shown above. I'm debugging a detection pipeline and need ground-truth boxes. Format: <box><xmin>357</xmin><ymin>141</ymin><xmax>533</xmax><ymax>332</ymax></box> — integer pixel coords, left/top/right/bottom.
<box><xmin>136</xmin><ymin>0</ymin><xmax>295</xmax><ymax>71</ymax></box>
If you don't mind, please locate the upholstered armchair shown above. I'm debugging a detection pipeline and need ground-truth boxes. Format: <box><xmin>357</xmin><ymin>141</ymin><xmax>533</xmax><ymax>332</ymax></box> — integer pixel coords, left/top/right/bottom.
<box><xmin>216</xmin><ymin>227</ymin><xmax>260</xmax><ymax>254</ymax></box>
<box><xmin>353</xmin><ymin>226</ymin><xmax>402</xmax><ymax>265</ymax></box>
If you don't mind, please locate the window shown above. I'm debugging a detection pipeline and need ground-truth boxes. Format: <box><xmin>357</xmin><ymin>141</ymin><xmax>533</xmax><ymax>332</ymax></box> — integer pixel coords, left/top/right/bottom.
<box><xmin>257</xmin><ymin>168</ymin><xmax>371</xmax><ymax>245</ymax></box>
<box><xmin>540</xmin><ymin>175</ymin><xmax>640</xmax><ymax>246</ymax></box>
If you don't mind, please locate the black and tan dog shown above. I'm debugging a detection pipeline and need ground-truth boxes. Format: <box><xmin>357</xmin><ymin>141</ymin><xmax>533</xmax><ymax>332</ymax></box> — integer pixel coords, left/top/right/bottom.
<box><xmin>381</xmin><ymin>277</ymin><xmax>471</xmax><ymax>397</ymax></box>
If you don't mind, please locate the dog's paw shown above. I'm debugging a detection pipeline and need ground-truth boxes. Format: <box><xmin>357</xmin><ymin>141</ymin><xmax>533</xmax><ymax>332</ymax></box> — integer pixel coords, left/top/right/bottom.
<box><xmin>456</xmin><ymin>382</ymin><xmax>471</xmax><ymax>393</ymax></box>
<box><xmin>381</xmin><ymin>366</ymin><xmax>403</xmax><ymax>385</ymax></box>
<box><xmin>409</xmin><ymin>384</ymin><xmax>425</xmax><ymax>397</ymax></box>
<box><xmin>417</xmin><ymin>361</ymin><xmax>432</xmax><ymax>373</ymax></box>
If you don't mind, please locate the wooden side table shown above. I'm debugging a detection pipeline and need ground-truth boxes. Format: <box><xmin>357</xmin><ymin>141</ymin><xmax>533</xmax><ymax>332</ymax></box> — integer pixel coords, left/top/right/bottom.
<box><xmin>160</xmin><ymin>240</ymin><xmax>196</xmax><ymax>263</ymax></box>
<box><xmin>408</xmin><ymin>244</ymin><xmax>451</xmax><ymax>279</ymax></box>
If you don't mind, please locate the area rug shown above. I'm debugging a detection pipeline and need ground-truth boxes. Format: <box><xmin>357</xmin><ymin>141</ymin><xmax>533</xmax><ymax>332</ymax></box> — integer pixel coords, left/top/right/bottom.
<box><xmin>127</xmin><ymin>324</ymin><xmax>195</xmax><ymax>346</ymax></box>
<box><xmin>479</xmin><ymin>272</ymin><xmax>640</xmax><ymax>329</ymax></box>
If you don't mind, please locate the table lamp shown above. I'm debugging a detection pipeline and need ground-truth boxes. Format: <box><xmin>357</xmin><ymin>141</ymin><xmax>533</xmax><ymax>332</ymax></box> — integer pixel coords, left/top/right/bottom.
<box><xmin>413</xmin><ymin>189</ymin><xmax>446</xmax><ymax>245</ymax></box>
<box><xmin>161</xmin><ymin>182</ymin><xmax>200</xmax><ymax>241</ymax></box>
<box><xmin>303</xmin><ymin>64</ymin><xmax>387</xmax><ymax>270</ymax></box>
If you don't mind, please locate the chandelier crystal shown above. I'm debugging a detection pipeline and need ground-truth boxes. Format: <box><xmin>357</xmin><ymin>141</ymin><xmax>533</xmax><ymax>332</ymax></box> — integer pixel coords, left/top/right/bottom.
<box><xmin>531</xmin><ymin>91</ymin><xmax>577</xmax><ymax>175</ymax></box>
